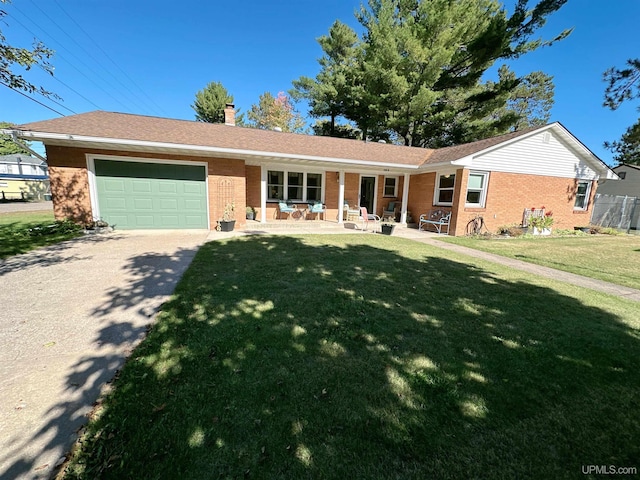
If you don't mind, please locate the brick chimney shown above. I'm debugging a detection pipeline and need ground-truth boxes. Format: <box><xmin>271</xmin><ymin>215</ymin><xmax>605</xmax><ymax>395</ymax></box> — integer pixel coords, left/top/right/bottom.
<box><xmin>224</xmin><ymin>103</ymin><xmax>235</xmax><ymax>126</ymax></box>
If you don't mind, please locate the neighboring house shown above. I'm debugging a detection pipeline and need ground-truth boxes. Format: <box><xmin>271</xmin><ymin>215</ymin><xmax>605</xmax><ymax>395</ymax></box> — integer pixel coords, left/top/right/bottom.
<box><xmin>593</xmin><ymin>164</ymin><xmax>640</xmax><ymax>230</ymax></box>
<box><xmin>3</xmin><ymin>109</ymin><xmax>617</xmax><ymax>234</ymax></box>
<box><xmin>0</xmin><ymin>153</ymin><xmax>50</xmax><ymax>201</ymax></box>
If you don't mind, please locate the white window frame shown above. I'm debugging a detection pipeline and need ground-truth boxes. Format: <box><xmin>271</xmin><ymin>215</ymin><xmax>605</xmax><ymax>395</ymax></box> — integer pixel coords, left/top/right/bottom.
<box><xmin>574</xmin><ymin>180</ymin><xmax>591</xmax><ymax>211</ymax></box>
<box><xmin>383</xmin><ymin>176</ymin><xmax>398</xmax><ymax>197</ymax></box>
<box><xmin>434</xmin><ymin>172</ymin><xmax>456</xmax><ymax>206</ymax></box>
<box><xmin>267</xmin><ymin>168</ymin><xmax>325</xmax><ymax>203</ymax></box>
<box><xmin>465</xmin><ymin>171</ymin><xmax>489</xmax><ymax>208</ymax></box>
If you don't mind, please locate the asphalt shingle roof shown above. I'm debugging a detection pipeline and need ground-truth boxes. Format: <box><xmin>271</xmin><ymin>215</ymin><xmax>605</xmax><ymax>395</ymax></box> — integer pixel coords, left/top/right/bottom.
<box><xmin>16</xmin><ymin>111</ymin><xmax>435</xmax><ymax>167</ymax></box>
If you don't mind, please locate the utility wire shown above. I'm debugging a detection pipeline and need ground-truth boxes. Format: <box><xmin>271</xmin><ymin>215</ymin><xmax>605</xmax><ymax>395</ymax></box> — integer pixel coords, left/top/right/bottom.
<box><xmin>36</xmin><ymin>89</ymin><xmax>77</xmax><ymax>114</ymax></box>
<box><xmin>26</xmin><ymin>0</ymin><xmax>163</xmax><ymax>116</ymax></box>
<box><xmin>43</xmin><ymin>68</ymin><xmax>103</xmax><ymax>110</ymax></box>
<box><xmin>0</xmin><ymin>81</ymin><xmax>66</xmax><ymax>116</ymax></box>
<box><xmin>6</xmin><ymin>8</ymin><xmax>132</xmax><ymax>112</ymax></box>
<box><xmin>52</xmin><ymin>0</ymin><xmax>169</xmax><ymax>117</ymax></box>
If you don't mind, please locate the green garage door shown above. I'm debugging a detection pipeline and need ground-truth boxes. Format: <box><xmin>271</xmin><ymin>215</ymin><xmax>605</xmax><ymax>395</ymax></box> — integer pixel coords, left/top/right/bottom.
<box><xmin>94</xmin><ymin>159</ymin><xmax>208</xmax><ymax>229</ymax></box>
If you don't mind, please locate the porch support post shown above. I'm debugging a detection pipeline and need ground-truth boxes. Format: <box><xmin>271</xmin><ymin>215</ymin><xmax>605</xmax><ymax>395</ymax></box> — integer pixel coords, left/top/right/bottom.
<box><xmin>400</xmin><ymin>173</ymin><xmax>410</xmax><ymax>224</ymax></box>
<box><xmin>260</xmin><ymin>165</ymin><xmax>267</xmax><ymax>223</ymax></box>
<box><xmin>337</xmin><ymin>171</ymin><xmax>345</xmax><ymax>223</ymax></box>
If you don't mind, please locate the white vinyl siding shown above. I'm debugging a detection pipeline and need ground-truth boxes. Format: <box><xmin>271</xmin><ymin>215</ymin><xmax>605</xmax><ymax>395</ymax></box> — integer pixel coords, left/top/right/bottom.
<box><xmin>471</xmin><ymin>130</ymin><xmax>599</xmax><ymax>180</ymax></box>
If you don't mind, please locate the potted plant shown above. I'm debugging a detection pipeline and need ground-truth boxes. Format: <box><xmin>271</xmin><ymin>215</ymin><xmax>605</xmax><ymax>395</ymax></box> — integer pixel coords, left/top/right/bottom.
<box><xmin>529</xmin><ymin>208</ymin><xmax>554</xmax><ymax>235</ymax></box>
<box><xmin>218</xmin><ymin>202</ymin><xmax>236</xmax><ymax>232</ymax></box>
<box><xmin>381</xmin><ymin>222</ymin><xmax>396</xmax><ymax>235</ymax></box>
<box><xmin>246</xmin><ymin>206</ymin><xmax>255</xmax><ymax>221</ymax></box>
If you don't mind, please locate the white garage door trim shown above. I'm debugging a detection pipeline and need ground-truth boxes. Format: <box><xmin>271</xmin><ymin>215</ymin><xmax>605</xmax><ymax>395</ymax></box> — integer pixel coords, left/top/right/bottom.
<box><xmin>86</xmin><ymin>153</ymin><xmax>210</xmax><ymax>229</ymax></box>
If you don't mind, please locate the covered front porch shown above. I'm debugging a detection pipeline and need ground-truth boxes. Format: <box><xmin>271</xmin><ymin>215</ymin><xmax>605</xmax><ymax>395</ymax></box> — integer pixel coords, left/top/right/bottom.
<box><xmin>245</xmin><ymin>164</ymin><xmax>415</xmax><ymax>227</ymax></box>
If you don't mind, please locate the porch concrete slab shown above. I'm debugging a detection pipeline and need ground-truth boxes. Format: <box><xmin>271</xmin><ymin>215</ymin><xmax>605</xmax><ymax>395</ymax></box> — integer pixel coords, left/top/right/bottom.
<box><xmin>0</xmin><ymin>230</ymin><xmax>208</xmax><ymax>480</ymax></box>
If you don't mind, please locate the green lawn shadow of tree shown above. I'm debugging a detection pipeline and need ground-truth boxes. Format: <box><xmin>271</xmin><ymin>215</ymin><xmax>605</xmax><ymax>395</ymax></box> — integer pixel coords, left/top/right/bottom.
<box><xmin>58</xmin><ymin>235</ymin><xmax>640</xmax><ymax>479</ymax></box>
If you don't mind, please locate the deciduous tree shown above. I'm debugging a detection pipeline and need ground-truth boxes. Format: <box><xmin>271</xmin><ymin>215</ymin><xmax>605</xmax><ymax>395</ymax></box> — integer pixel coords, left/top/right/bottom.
<box><xmin>245</xmin><ymin>91</ymin><xmax>305</xmax><ymax>133</ymax></box>
<box><xmin>0</xmin><ymin>0</ymin><xmax>55</xmax><ymax>96</ymax></box>
<box><xmin>0</xmin><ymin>121</ymin><xmax>30</xmax><ymax>155</ymax></box>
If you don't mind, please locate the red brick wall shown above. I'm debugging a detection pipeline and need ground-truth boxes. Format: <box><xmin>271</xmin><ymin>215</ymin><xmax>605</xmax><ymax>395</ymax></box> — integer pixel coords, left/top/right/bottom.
<box><xmin>407</xmin><ymin>172</ymin><xmax>437</xmax><ymax>223</ymax></box>
<box><xmin>245</xmin><ymin>165</ymin><xmax>261</xmax><ymax>219</ymax></box>
<box><xmin>45</xmin><ymin>146</ymin><xmax>247</xmax><ymax>228</ymax></box>
<box><xmin>375</xmin><ymin>175</ymin><xmax>404</xmax><ymax>217</ymax></box>
<box><xmin>206</xmin><ymin>158</ymin><xmax>246</xmax><ymax>228</ymax></box>
<box><xmin>46</xmin><ymin>145</ymin><xmax>94</xmax><ymax>224</ymax></box>
<box><xmin>451</xmin><ymin>171</ymin><xmax>597</xmax><ymax>236</ymax></box>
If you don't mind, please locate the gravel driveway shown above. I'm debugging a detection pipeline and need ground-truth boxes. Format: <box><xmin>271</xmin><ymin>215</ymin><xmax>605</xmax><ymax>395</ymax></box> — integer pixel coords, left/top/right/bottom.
<box><xmin>0</xmin><ymin>230</ymin><xmax>208</xmax><ymax>480</ymax></box>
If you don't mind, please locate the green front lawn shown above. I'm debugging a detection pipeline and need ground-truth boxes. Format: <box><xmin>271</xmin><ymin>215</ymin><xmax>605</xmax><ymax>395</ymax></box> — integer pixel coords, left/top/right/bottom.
<box><xmin>441</xmin><ymin>234</ymin><xmax>640</xmax><ymax>290</ymax></box>
<box><xmin>0</xmin><ymin>211</ymin><xmax>82</xmax><ymax>258</ymax></box>
<box><xmin>62</xmin><ymin>235</ymin><xmax>640</xmax><ymax>479</ymax></box>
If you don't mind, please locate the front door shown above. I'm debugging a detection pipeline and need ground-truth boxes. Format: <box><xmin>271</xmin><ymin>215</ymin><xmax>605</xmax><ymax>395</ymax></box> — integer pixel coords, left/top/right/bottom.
<box><xmin>360</xmin><ymin>176</ymin><xmax>376</xmax><ymax>213</ymax></box>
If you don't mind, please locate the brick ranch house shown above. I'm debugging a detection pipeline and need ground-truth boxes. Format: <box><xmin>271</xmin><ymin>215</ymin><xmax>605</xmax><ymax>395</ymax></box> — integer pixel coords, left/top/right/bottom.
<box><xmin>4</xmin><ymin>108</ymin><xmax>617</xmax><ymax>235</ymax></box>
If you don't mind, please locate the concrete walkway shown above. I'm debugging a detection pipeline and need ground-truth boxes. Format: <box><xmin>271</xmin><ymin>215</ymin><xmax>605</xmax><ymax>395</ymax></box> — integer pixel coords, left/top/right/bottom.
<box><xmin>0</xmin><ymin>230</ymin><xmax>208</xmax><ymax>480</ymax></box>
<box><xmin>393</xmin><ymin>227</ymin><xmax>640</xmax><ymax>302</ymax></box>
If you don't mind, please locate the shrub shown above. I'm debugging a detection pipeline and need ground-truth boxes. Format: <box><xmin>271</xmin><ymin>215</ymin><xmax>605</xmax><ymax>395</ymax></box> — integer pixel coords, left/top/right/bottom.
<box><xmin>497</xmin><ymin>224</ymin><xmax>526</xmax><ymax>237</ymax></box>
<box><xmin>24</xmin><ymin>219</ymin><xmax>82</xmax><ymax>237</ymax></box>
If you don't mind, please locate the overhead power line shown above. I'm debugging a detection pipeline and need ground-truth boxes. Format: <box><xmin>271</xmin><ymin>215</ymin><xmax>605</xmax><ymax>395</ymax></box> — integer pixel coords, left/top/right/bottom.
<box><xmin>7</xmin><ymin>8</ymin><xmax>133</xmax><ymax>113</ymax></box>
<box><xmin>52</xmin><ymin>0</ymin><xmax>169</xmax><ymax>117</ymax></box>
<box><xmin>0</xmin><ymin>81</ymin><xmax>66</xmax><ymax>116</ymax></box>
<box><xmin>24</xmin><ymin>0</ymin><xmax>156</xmax><ymax>115</ymax></box>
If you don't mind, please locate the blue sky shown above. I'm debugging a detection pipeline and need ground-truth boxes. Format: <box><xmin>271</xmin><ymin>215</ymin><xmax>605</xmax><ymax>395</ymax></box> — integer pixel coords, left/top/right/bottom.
<box><xmin>1</xmin><ymin>0</ymin><xmax>638</xmax><ymax>165</ymax></box>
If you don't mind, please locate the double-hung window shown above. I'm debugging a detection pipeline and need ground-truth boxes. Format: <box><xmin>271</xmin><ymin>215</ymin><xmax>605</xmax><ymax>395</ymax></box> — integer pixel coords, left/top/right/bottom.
<box><xmin>287</xmin><ymin>172</ymin><xmax>303</xmax><ymax>200</ymax></box>
<box><xmin>465</xmin><ymin>172</ymin><xmax>489</xmax><ymax>207</ymax></box>
<box><xmin>268</xmin><ymin>171</ymin><xmax>285</xmax><ymax>200</ymax></box>
<box><xmin>268</xmin><ymin>170</ymin><xmax>323</xmax><ymax>202</ymax></box>
<box><xmin>383</xmin><ymin>176</ymin><xmax>398</xmax><ymax>197</ymax></box>
<box><xmin>435</xmin><ymin>173</ymin><xmax>456</xmax><ymax>205</ymax></box>
<box><xmin>574</xmin><ymin>181</ymin><xmax>591</xmax><ymax>210</ymax></box>
<box><xmin>307</xmin><ymin>173</ymin><xmax>322</xmax><ymax>202</ymax></box>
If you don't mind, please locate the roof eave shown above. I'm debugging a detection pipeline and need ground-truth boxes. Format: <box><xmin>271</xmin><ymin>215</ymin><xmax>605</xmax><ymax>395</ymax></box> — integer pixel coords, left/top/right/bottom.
<box><xmin>14</xmin><ymin>130</ymin><xmax>420</xmax><ymax>171</ymax></box>
<box><xmin>416</xmin><ymin>157</ymin><xmax>473</xmax><ymax>171</ymax></box>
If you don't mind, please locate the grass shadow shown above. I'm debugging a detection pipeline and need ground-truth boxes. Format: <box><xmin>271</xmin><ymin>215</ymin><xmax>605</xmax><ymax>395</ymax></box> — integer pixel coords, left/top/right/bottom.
<box><xmin>56</xmin><ymin>235</ymin><xmax>640</xmax><ymax>479</ymax></box>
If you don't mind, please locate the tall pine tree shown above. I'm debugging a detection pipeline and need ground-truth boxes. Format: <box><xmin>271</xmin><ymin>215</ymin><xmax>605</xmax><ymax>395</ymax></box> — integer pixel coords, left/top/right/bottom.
<box><xmin>293</xmin><ymin>0</ymin><xmax>569</xmax><ymax>147</ymax></box>
<box><xmin>603</xmin><ymin>59</ymin><xmax>640</xmax><ymax>165</ymax></box>
<box><xmin>192</xmin><ymin>81</ymin><xmax>234</xmax><ymax>123</ymax></box>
